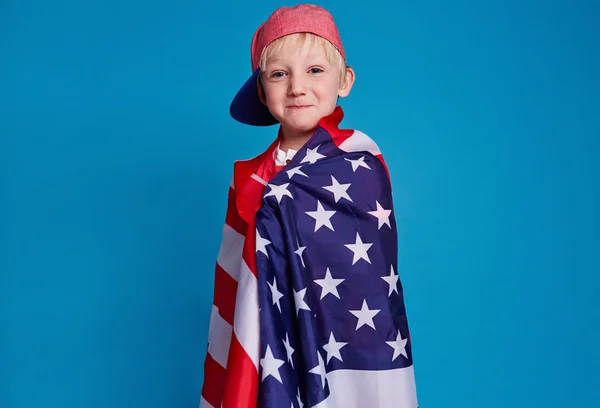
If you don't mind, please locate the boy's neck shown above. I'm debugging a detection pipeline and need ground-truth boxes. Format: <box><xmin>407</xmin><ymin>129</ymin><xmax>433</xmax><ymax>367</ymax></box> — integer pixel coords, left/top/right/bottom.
<box><xmin>278</xmin><ymin>126</ymin><xmax>315</xmax><ymax>152</ymax></box>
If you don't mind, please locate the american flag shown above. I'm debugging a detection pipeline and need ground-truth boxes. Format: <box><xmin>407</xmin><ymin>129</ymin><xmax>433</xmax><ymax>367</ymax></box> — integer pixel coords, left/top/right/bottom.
<box><xmin>200</xmin><ymin>107</ymin><xmax>418</xmax><ymax>408</ymax></box>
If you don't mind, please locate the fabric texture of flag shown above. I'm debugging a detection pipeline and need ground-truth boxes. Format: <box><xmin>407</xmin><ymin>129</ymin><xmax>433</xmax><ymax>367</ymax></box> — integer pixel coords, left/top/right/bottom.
<box><xmin>200</xmin><ymin>107</ymin><xmax>418</xmax><ymax>408</ymax></box>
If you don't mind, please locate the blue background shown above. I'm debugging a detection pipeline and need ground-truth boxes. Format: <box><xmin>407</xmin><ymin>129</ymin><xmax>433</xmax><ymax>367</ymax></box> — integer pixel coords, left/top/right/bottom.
<box><xmin>1</xmin><ymin>0</ymin><xmax>599</xmax><ymax>407</ymax></box>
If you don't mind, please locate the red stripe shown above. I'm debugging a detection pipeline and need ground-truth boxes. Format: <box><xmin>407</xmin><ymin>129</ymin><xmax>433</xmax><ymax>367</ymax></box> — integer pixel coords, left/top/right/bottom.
<box><xmin>222</xmin><ymin>334</ymin><xmax>258</xmax><ymax>408</ymax></box>
<box><xmin>226</xmin><ymin>187</ymin><xmax>248</xmax><ymax>236</ymax></box>
<box><xmin>213</xmin><ymin>264</ymin><xmax>237</xmax><ymax>326</ymax></box>
<box><xmin>329</xmin><ymin>127</ymin><xmax>354</xmax><ymax>147</ymax></box>
<box><xmin>202</xmin><ymin>353</ymin><xmax>226</xmax><ymax>408</ymax></box>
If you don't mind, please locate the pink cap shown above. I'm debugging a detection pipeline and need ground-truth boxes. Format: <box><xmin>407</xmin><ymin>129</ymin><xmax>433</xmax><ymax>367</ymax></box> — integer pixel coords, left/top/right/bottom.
<box><xmin>249</xmin><ymin>4</ymin><xmax>346</xmax><ymax>71</ymax></box>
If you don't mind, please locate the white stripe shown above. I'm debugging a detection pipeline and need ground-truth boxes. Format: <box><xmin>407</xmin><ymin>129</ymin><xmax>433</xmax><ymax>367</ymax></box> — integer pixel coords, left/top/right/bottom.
<box><xmin>314</xmin><ymin>365</ymin><xmax>418</xmax><ymax>408</ymax></box>
<box><xmin>232</xmin><ymin>259</ymin><xmax>260</xmax><ymax>369</ymax></box>
<box><xmin>216</xmin><ymin>224</ymin><xmax>245</xmax><ymax>281</ymax></box>
<box><xmin>199</xmin><ymin>395</ymin><xmax>215</xmax><ymax>408</ymax></box>
<box><xmin>337</xmin><ymin>130</ymin><xmax>381</xmax><ymax>156</ymax></box>
<box><xmin>251</xmin><ymin>173</ymin><xmax>268</xmax><ymax>186</ymax></box>
<box><xmin>206</xmin><ymin>305</ymin><xmax>233</xmax><ymax>368</ymax></box>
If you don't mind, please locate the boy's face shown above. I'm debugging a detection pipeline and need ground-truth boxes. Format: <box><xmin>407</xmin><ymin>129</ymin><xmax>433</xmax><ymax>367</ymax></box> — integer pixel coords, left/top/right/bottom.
<box><xmin>259</xmin><ymin>39</ymin><xmax>354</xmax><ymax>136</ymax></box>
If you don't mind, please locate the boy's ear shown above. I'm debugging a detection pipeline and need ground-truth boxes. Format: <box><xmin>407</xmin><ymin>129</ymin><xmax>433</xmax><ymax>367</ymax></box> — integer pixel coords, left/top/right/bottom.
<box><xmin>338</xmin><ymin>66</ymin><xmax>355</xmax><ymax>98</ymax></box>
<box><xmin>257</xmin><ymin>79</ymin><xmax>267</xmax><ymax>105</ymax></box>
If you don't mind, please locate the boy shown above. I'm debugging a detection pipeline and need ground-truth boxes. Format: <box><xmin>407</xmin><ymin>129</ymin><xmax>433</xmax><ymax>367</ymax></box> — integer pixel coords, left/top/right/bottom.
<box><xmin>200</xmin><ymin>4</ymin><xmax>417</xmax><ymax>408</ymax></box>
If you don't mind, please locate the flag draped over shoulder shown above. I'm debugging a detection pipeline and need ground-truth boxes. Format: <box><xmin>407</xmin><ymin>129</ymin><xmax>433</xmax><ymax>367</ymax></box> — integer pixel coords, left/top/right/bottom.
<box><xmin>200</xmin><ymin>107</ymin><xmax>418</xmax><ymax>408</ymax></box>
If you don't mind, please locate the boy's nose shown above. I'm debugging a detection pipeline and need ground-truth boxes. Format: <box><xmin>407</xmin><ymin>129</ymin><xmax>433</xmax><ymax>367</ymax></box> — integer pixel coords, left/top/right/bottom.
<box><xmin>288</xmin><ymin>74</ymin><xmax>307</xmax><ymax>96</ymax></box>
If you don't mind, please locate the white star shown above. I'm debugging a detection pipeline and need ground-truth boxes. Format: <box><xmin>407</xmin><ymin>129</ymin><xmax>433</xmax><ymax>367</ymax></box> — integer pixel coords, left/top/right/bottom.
<box><xmin>260</xmin><ymin>345</ymin><xmax>285</xmax><ymax>383</ymax></box>
<box><xmin>322</xmin><ymin>175</ymin><xmax>353</xmax><ymax>203</ymax></box>
<box><xmin>296</xmin><ymin>389</ymin><xmax>304</xmax><ymax>408</ymax></box>
<box><xmin>344</xmin><ymin>232</ymin><xmax>373</xmax><ymax>264</ymax></box>
<box><xmin>256</xmin><ymin>229</ymin><xmax>271</xmax><ymax>257</ymax></box>
<box><xmin>282</xmin><ymin>333</ymin><xmax>295</xmax><ymax>368</ymax></box>
<box><xmin>301</xmin><ymin>145</ymin><xmax>326</xmax><ymax>164</ymax></box>
<box><xmin>264</xmin><ymin>183</ymin><xmax>293</xmax><ymax>203</ymax></box>
<box><xmin>382</xmin><ymin>265</ymin><xmax>399</xmax><ymax>296</ymax></box>
<box><xmin>293</xmin><ymin>287</ymin><xmax>311</xmax><ymax>315</ymax></box>
<box><xmin>386</xmin><ymin>329</ymin><xmax>408</xmax><ymax>361</ymax></box>
<box><xmin>268</xmin><ymin>277</ymin><xmax>284</xmax><ymax>313</ymax></box>
<box><xmin>314</xmin><ymin>267</ymin><xmax>345</xmax><ymax>300</ymax></box>
<box><xmin>306</xmin><ymin>200</ymin><xmax>336</xmax><ymax>232</ymax></box>
<box><xmin>294</xmin><ymin>238</ymin><xmax>306</xmax><ymax>268</ymax></box>
<box><xmin>308</xmin><ymin>350</ymin><xmax>327</xmax><ymax>389</ymax></box>
<box><xmin>368</xmin><ymin>200</ymin><xmax>392</xmax><ymax>229</ymax></box>
<box><xmin>349</xmin><ymin>299</ymin><xmax>380</xmax><ymax>330</ymax></box>
<box><xmin>323</xmin><ymin>332</ymin><xmax>347</xmax><ymax>363</ymax></box>
<box><xmin>286</xmin><ymin>165</ymin><xmax>308</xmax><ymax>179</ymax></box>
<box><xmin>345</xmin><ymin>155</ymin><xmax>372</xmax><ymax>172</ymax></box>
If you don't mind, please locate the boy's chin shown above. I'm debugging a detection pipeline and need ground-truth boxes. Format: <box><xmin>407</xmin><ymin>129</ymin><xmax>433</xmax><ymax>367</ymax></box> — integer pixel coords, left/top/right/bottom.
<box><xmin>281</xmin><ymin>121</ymin><xmax>319</xmax><ymax>135</ymax></box>
<box><xmin>280</xmin><ymin>115</ymin><xmax>322</xmax><ymax>134</ymax></box>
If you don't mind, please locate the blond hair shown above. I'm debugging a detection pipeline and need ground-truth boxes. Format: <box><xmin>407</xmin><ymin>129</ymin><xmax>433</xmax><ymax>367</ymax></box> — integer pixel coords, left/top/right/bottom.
<box><xmin>259</xmin><ymin>32</ymin><xmax>348</xmax><ymax>87</ymax></box>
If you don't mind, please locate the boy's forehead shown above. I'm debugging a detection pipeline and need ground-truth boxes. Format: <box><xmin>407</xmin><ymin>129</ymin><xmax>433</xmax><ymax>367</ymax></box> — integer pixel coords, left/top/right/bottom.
<box><xmin>266</xmin><ymin>40</ymin><xmax>328</xmax><ymax>62</ymax></box>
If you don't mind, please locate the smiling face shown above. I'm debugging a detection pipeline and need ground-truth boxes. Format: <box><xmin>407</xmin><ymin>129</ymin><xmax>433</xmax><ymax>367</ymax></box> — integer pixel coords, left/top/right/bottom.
<box><xmin>259</xmin><ymin>33</ymin><xmax>355</xmax><ymax>143</ymax></box>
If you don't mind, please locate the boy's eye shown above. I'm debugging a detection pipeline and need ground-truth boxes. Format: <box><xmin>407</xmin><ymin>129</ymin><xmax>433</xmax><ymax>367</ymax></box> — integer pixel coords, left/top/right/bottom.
<box><xmin>309</xmin><ymin>67</ymin><xmax>324</xmax><ymax>74</ymax></box>
<box><xmin>270</xmin><ymin>71</ymin><xmax>286</xmax><ymax>78</ymax></box>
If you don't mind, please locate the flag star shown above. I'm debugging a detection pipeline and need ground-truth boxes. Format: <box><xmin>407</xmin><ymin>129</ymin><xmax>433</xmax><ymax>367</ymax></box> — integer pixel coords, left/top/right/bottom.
<box><xmin>293</xmin><ymin>287</ymin><xmax>311</xmax><ymax>315</ymax></box>
<box><xmin>260</xmin><ymin>345</ymin><xmax>285</xmax><ymax>383</ymax></box>
<box><xmin>256</xmin><ymin>229</ymin><xmax>271</xmax><ymax>257</ymax></box>
<box><xmin>301</xmin><ymin>145</ymin><xmax>326</xmax><ymax>164</ymax></box>
<box><xmin>323</xmin><ymin>332</ymin><xmax>347</xmax><ymax>363</ymax></box>
<box><xmin>322</xmin><ymin>175</ymin><xmax>353</xmax><ymax>203</ymax></box>
<box><xmin>268</xmin><ymin>277</ymin><xmax>284</xmax><ymax>313</ymax></box>
<box><xmin>264</xmin><ymin>182</ymin><xmax>293</xmax><ymax>203</ymax></box>
<box><xmin>294</xmin><ymin>238</ymin><xmax>306</xmax><ymax>268</ymax></box>
<box><xmin>368</xmin><ymin>200</ymin><xmax>392</xmax><ymax>229</ymax></box>
<box><xmin>286</xmin><ymin>165</ymin><xmax>308</xmax><ymax>179</ymax></box>
<box><xmin>345</xmin><ymin>155</ymin><xmax>372</xmax><ymax>172</ymax></box>
<box><xmin>306</xmin><ymin>200</ymin><xmax>336</xmax><ymax>232</ymax></box>
<box><xmin>314</xmin><ymin>267</ymin><xmax>345</xmax><ymax>300</ymax></box>
<box><xmin>386</xmin><ymin>329</ymin><xmax>408</xmax><ymax>361</ymax></box>
<box><xmin>382</xmin><ymin>265</ymin><xmax>399</xmax><ymax>296</ymax></box>
<box><xmin>282</xmin><ymin>333</ymin><xmax>295</xmax><ymax>368</ymax></box>
<box><xmin>349</xmin><ymin>299</ymin><xmax>380</xmax><ymax>330</ymax></box>
<box><xmin>296</xmin><ymin>389</ymin><xmax>304</xmax><ymax>408</ymax></box>
<box><xmin>308</xmin><ymin>350</ymin><xmax>327</xmax><ymax>389</ymax></box>
<box><xmin>344</xmin><ymin>232</ymin><xmax>373</xmax><ymax>264</ymax></box>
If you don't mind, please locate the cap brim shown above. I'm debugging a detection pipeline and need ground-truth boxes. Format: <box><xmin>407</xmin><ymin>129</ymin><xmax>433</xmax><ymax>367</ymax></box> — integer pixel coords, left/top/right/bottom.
<box><xmin>230</xmin><ymin>68</ymin><xmax>279</xmax><ymax>126</ymax></box>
